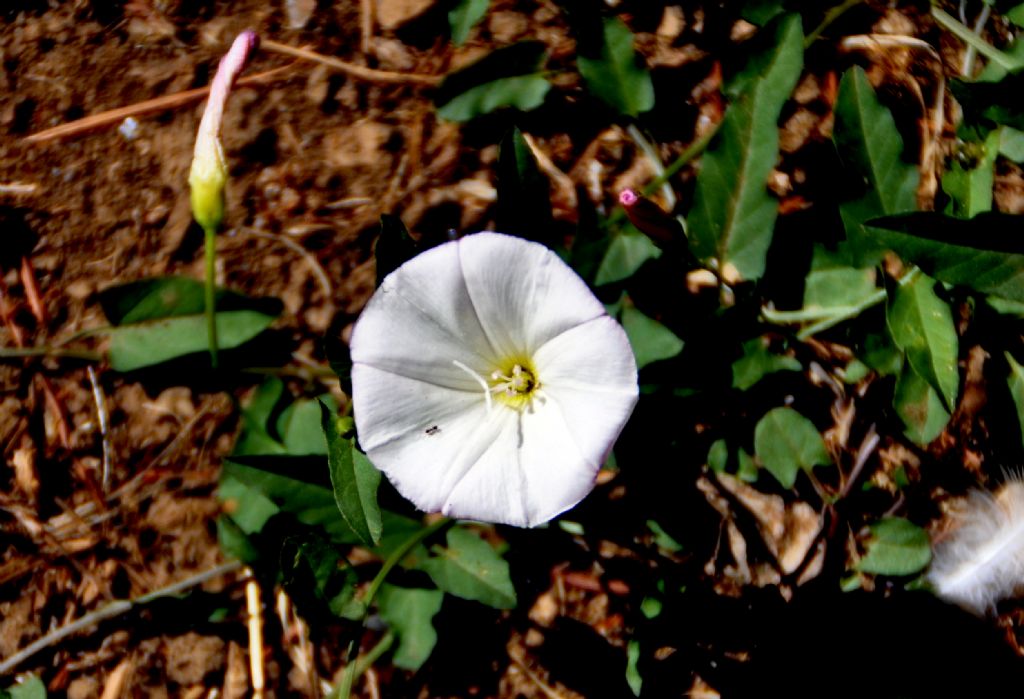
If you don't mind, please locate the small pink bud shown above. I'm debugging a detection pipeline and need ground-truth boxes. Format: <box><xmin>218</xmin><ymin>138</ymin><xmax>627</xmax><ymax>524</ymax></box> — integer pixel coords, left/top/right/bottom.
<box><xmin>619</xmin><ymin>189</ymin><xmax>639</xmax><ymax>207</ymax></box>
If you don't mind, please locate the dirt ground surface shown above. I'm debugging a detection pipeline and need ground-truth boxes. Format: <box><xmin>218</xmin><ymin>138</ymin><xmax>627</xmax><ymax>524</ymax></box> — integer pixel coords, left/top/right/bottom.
<box><xmin>5</xmin><ymin>1</ymin><xmax>1024</xmax><ymax>697</ymax></box>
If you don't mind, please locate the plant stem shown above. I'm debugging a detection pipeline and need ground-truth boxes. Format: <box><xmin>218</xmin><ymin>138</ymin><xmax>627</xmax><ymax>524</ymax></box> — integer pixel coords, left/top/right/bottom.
<box><xmin>204</xmin><ymin>225</ymin><xmax>220</xmax><ymax>369</ymax></box>
<box><xmin>932</xmin><ymin>7</ymin><xmax>1021</xmax><ymax>73</ymax></box>
<box><xmin>646</xmin><ymin>125</ymin><xmax>719</xmax><ymax>195</ymax></box>
<box><xmin>804</xmin><ymin>0</ymin><xmax>866</xmax><ymax>48</ymax></box>
<box><xmin>335</xmin><ymin>517</ymin><xmax>451</xmax><ymax>699</ymax></box>
<box><xmin>761</xmin><ymin>267</ymin><xmax>921</xmax><ymax>340</ymax></box>
<box><xmin>331</xmin><ymin>632</ymin><xmax>395</xmax><ymax>699</ymax></box>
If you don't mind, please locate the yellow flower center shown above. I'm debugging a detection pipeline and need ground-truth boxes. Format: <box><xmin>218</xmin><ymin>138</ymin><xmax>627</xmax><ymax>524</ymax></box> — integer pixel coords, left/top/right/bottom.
<box><xmin>489</xmin><ymin>361</ymin><xmax>539</xmax><ymax>409</ymax></box>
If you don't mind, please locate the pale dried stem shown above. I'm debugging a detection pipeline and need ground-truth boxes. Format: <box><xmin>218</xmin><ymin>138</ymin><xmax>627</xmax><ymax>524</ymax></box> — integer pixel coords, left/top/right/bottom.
<box><xmin>86</xmin><ymin>366</ymin><xmax>112</xmax><ymax>493</ymax></box>
<box><xmin>261</xmin><ymin>39</ymin><xmax>441</xmax><ymax>86</ymax></box>
<box><xmin>23</xmin><ymin>66</ymin><xmax>293</xmax><ymax>144</ymax></box>
<box><xmin>246</xmin><ymin>573</ymin><xmax>266</xmax><ymax>698</ymax></box>
<box><xmin>239</xmin><ymin>227</ymin><xmax>334</xmax><ymax>302</ymax></box>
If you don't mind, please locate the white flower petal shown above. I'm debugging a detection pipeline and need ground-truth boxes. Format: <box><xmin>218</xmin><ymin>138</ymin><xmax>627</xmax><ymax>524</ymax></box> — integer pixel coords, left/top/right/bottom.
<box><xmin>349</xmin><ymin>241</ymin><xmax>497</xmax><ymax>390</ymax></box>
<box><xmin>350</xmin><ymin>232</ymin><xmax>640</xmax><ymax>528</ymax></box>
<box><xmin>533</xmin><ymin>315</ymin><xmax>639</xmax><ymax>461</ymax></box>
<box><xmin>458</xmin><ymin>232</ymin><xmax>608</xmax><ymax>357</ymax></box>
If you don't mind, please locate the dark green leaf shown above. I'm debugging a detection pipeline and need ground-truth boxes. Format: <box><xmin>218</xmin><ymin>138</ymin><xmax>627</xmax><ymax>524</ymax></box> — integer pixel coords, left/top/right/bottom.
<box><xmin>282</xmin><ymin>535</ymin><xmax>358</xmax><ymax>618</ymax></box>
<box><xmin>219</xmin><ymin>473</ymin><xmax>280</xmax><ymax>534</ymax></box>
<box><xmin>856</xmin><ymin>517</ymin><xmax>931</xmax><ymax>576</ymax></box>
<box><xmin>688</xmin><ymin>14</ymin><xmax>803</xmax><ymax>281</ymax></box>
<box><xmin>435</xmin><ymin>42</ymin><xmax>550</xmax><ymax>121</ymax></box>
<box><xmin>223</xmin><ymin>456</ymin><xmax>361</xmax><ymax>543</ymax></box>
<box><xmin>594</xmin><ymin>224</ymin><xmax>661</xmax><ymax>286</ymax></box>
<box><xmin>706</xmin><ymin>438</ymin><xmax>758</xmax><ymax>482</ymax></box>
<box><xmin>731</xmin><ymin>337</ymin><xmax>800</xmax><ymax>390</ymax></box>
<box><xmin>893</xmin><ymin>362</ymin><xmax>951</xmax><ymax>446</ymax></box>
<box><xmin>449</xmin><ymin>0</ymin><xmax>489</xmax><ymax>45</ymax></box>
<box><xmin>832</xmin><ymin>66</ymin><xmax>919</xmax><ymax>265</ymax></box>
<box><xmin>378</xmin><ymin>584</ymin><xmax>444</xmax><ymax>671</ymax></box>
<box><xmin>626</xmin><ymin>639</ymin><xmax>642</xmax><ymax>696</ymax></box>
<box><xmin>106</xmin><ymin>309</ymin><xmax>278</xmax><ymax>371</ymax></box>
<box><xmin>99</xmin><ymin>276</ymin><xmax>280</xmax><ymax>324</ymax></box>
<box><xmin>376</xmin><ymin>215</ymin><xmax>417</xmax><ymax>287</ymax></box>
<box><xmin>322</xmin><ymin>401</ymin><xmax>382</xmax><ymax>546</ymax></box>
<box><xmin>802</xmin><ymin>245</ymin><xmax>878</xmax><ymax>312</ymax></box>
<box><xmin>865</xmin><ymin>212</ymin><xmax>1024</xmax><ymax>301</ymax></box>
<box><xmin>577</xmin><ymin>18</ymin><xmax>654</xmax><ymax>117</ymax></box>
<box><xmin>999</xmin><ymin>125</ymin><xmax>1024</xmax><ymax>162</ymax></box>
<box><xmin>234</xmin><ymin>378</ymin><xmax>289</xmax><ymax>456</ymax></box>
<box><xmin>216</xmin><ymin>515</ymin><xmax>261</xmax><ymax>562</ymax></box>
<box><xmin>951</xmin><ymin>71</ymin><xmax>1024</xmax><ymax>130</ymax></box>
<box><xmin>753</xmin><ymin>407</ymin><xmax>832</xmax><ymax>488</ymax></box>
<box><xmin>621</xmin><ymin>306</ymin><xmax>684</xmax><ymax>369</ymax></box>
<box><xmin>497</xmin><ymin>127</ymin><xmax>552</xmax><ymax>241</ymax></box>
<box><xmin>423</xmin><ymin>526</ymin><xmax>516</xmax><ymax>609</ymax></box>
<box><xmin>887</xmin><ymin>272</ymin><xmax>959</xmax><ymax>411</ymax></box>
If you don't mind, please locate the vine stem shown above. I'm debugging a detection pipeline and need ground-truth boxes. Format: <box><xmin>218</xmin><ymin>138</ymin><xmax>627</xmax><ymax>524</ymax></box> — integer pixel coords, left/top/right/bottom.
<box><xmin>204</xmin><ymin>225</ymin><xmax>220</xmax><ymax>368</ymax></box>
<box><xmin>334</xmin><ymin>517</ymin><xmax>452</xmax><ymax>699</ymax></box>
<box><xmin>761</xmin><ymin>267</ymin><xmax>921</xmax><ymax>340</ymax></box>
<box><xmin>0</xmin><ymin>346</ymin><xmax>101</xmax><ymax>362</ymax></box>
<box><xmin>804</xmin><ymin>0</ymin><xmax>866</xmax><ymax>48</ymax></box>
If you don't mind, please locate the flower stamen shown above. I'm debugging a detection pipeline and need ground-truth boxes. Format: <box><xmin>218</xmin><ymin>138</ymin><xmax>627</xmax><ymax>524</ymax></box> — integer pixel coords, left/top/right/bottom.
<box><xmin>453</xmin><ymin>359</ymin><xmax>493</xmax><ymax>413</ymax></box>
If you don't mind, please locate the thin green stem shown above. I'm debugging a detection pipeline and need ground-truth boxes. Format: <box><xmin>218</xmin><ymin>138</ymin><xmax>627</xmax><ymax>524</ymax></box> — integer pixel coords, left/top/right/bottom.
<box><xmin>932</xmin><ymin>7</ymin><xmax>1021</xmax><ymax>72</ymax></box>
<box><xmin>335</xmin><ymin>517</ymin><xmax>452</xmax><ymax>699</ymax></box>
<box><xmin>0</xmin><ymin>346</ymin><xmax>102</xmax><ymax>362</ymax></box>
<box><xmin>762</xmin><ymin>267</ymin><xmax>922</xmax><ymax>340</ymax></box>
<box><xmin>332</xmin><ymin>632</ymin><xmax>395</xmax><ymax>699</ymax></box>
<box><xmin>646</xmin><ymin>125</ymin><xmax>718</xmax><ymax>195</ymax></box>
<box><xmin>204</xmin><ymin>225</ymin><xmax>220</xmax><ymax>369</ymax></box>
<box><xmin>363</xmin><ymin>517</ymin><xmax>451</xmax><ymax>606</ymax></box>
<box><xmin>804</xmin><ymin>0</ymin><xmax>866</xmax><ymax>48</ymax></box>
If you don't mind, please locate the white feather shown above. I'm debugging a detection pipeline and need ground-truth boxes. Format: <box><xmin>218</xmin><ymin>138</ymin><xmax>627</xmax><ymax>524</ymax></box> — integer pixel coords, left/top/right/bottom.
<box><xmin>929</xmin><ymin>480</ymin><xmax>1024</xmax><ymax>615</ymax></box>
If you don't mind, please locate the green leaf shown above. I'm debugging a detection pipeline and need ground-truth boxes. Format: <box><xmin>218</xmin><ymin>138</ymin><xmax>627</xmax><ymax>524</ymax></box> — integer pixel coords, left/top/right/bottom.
<box><xmin>437</xmin><ymin>74</ymin><xmax>550</xmax><ymax>121</ymax></box>
<box><xmin>577</xmin><ymin>18</ymin><xmax>654</xmax><ymax>117</ymax></box>
<box><xmin>219</xmin><ymin>473</ymin><xmax>280</xmax><ymax>534</ymax></box>
<box><xmin>753</xmin><ymin>407</ymin><xmax>832</xmax><ymax>488</ymax></box>
<box><xmin>951</xmin><ymin>71</ymin><xmax>1024</xmax><ymax>129</ymax></box>
<box><xmin>322</xmin><ymin>401</ymin><xmax>382</xmax><ymax>546</ymax></box>
<box><xmin>216</xmin><ymin>514</ymin><xmax>261</xmax><ymax>562</ymax></box>
<box><xmin>497</xmin><ymin>127</ymin><xmax>552</xmax><ymax>241</ymax></box>
<box><xmin>4</xmin><ymin>676</ymin><xmax>46</xmax><ymax>699</ymax></box>
<box><xmin>707</xmin><ymin>438</ymin><xmax>758</xmax><ymax>483</ymax></box>
<box><xmin>621</xmin><ymin>306</ymin><xmax>684</xmax><ymax>369</ymax></box>
<box><xmin>856</xmin><ymin>517</ymin><xmax>932</xmax><ymax>576</ymax></box>
<box><xmin>282</xmin><ymin>535</ymin><xmax>358</xmax><ymax>618</ymax></box>
<box><xmin>802</xmin><ymin>245</ymin><xmax>878</xmax><ymax>312</ymax></box>
<box><xmin>832</xmin><ymin>66</ymin><xmax>919</xmax><ymax>265</ymax></box>
<box><xmin>886</xmin><ymin>272</ymin><xmax>959</xmax><ymax>411</ymax></box>
<box><xmin>941</xmin><ymin>128</ymin><xmax>1000</xmax><ymax>218</ymax></box>
<box><xmin>731</xmin><ymin>337</ymin><xmax>800</xmax><ymax>390</ymax></box>
<box><xmin>376</xmin><ymin>214</ymin><xmax>417</xmax><ymax>287</ymax></box>
<box><xmin>626</xmin><ymin>639</ymin><xmax>642</xmax><ymax>696</ymax></box>
<box><xmin>1006</xmin><ymin>352</ymin><xmax>1024</xmax><ymax>447</ymax></box>
<box><xmin>106</xmin><ymin>309</ymin><xmax>277</xmax><ymax>371</ymax></box>
<box><xmin>865</xmin><ymin>212</ymin><xmax>1024</xmax><ymax>301</ymax></box>
<box><xmin>1009</xmin><ymin>4</ymin><xmax>1024</xmax><ymax>27</ymax></box>
<box><xmin>435</xmin><ymin>42</ymin><xmax>550</xmax><ymax>121</ymax></box>
<box><xmin>999</xmin><ymin>125</ymin><xmax>1024</xmax><ymax>162</ymax></box>
<box><xmin>687</xmin><ymin>14</ymin><xmax>803</xmax><ymax>281</ymax></box>
<box><xmin>740</xmin><ymin>0</ymin><xmax>785</xmax><ymax>26</ymax></box>
<box><xmin>223</xmin><ymin>456</ymin><xmax>362</xmax><ymax>543</ymax></box>
<box><xmin>594</xmin><ymin>224</ymin><xmax>661</xmax><ymax>286</ymax></box>
<box><xmin>860</xmin><ymin>332</ymin><xmax>904</xmax><ymax>377</ymax></box>
<box><xmin>448</xmin><ymin>0</ymin><xmax>489</xmax><ymax>45</ymax></box>
<box><xmin>893</xmin><ymin>362</ymin><xmax>951</xmax><ymax>446</ymax></box>
<box><xmin>422</xmin><ymin>526</ymin><xmax>517</xmax><ymax>609</ymax></box>
<box><xmin>378</xmin><ymin>584</ymin><xmax>445</xmax><ymax>671</ymax></box>
<box><xmin>278</xmin><ymin>397</ymin><xmax>335</xmax><ymax>456</ymax></box>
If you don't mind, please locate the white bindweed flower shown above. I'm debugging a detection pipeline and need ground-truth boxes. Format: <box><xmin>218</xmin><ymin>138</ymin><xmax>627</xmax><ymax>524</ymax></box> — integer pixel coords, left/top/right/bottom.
<box><xmin>350</xmin><ymin>232</ymin><xmax>639</xmax><ymax>528</ymax></box>
<box><xmin>189</xmin><ymin>30</ymin><xmax>258</xmax><ymax>233</ymax></box>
